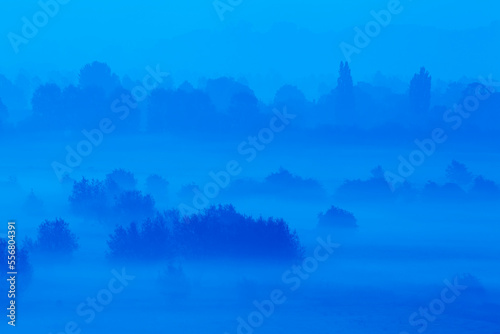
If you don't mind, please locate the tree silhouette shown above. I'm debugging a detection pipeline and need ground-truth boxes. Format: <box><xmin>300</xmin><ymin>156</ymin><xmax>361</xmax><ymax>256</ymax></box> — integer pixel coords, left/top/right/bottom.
<box><xmin>33</xmin><ymin>218</ymin><xmax>78</xmax><ymax>257</ymax></box>
<box><xmin>409</xmin><ymin>67</ymin><xmax>431</xmax><ymax>114</ymax></box>
<box><xmin>31</xmin><ymin>83</ymin><xmax>63</xmax><ymax>127</ymax></box>
<box><xmin>318</xmin><ymin>205</ymin><xmax>358</xmax><ymax>229</ymax></box>
<box><xmin>69</xmin><ymin>177</ymin><xmax>109</xmax><ymax>219</ymax></box>
<box><xmin>78</xmin><ymin>61</ymin><xmax>120</xmax><ymax>95</ymax></box>
<box><xmin>446</xmin><ymin>160</ymin><xmax>473</xmax><ymax>186</ymax></box>
<box><xmin>335</xmin><ymin>61</ymin><xmax>355</xmax><ymax>124</ymax></box>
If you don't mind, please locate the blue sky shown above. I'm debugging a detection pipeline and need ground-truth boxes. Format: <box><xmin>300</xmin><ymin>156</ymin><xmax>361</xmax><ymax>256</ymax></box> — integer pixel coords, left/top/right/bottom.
<box><xmin>1</xmin><ymin>0</ymin><xmax>499</xmax><ymax>88</ymax></box>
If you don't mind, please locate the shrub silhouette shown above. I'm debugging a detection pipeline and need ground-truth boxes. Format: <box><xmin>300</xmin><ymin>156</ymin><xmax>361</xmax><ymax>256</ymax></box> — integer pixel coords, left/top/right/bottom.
<box><xmin>263</xmin><ymin>167</ymin><xmax>326</xmax><ymax>199</ymax></box>
<box><xmin>469</xmin><ymin>176</ymin><xmax>500</xmax><ymax>200</ymax></box>
<box><xmin>318</xmin><ymin>206</ymin><xmax>358</xmax><ymax>229</ymax></box>
<box><xmin>113</xmin><ymin>190</ymin><xmax>156</xmax><ymax>223</ymax></box>
<box><xmin>69</xmin><ymin>177</ymin><xmax>109</xmax><ymax>219</ymax></box>
<box><xmin>175</xmin><ymin>205</ymin><xmax>303</xmax><ymax>261</ymax></box>
<box><xmin>69</xmin><ymin>172</ymin><xmax>155</xmax><ymax>222</ymax></box>
<box><xmin>32</xmin><ymin>219</ymin><xmax>78</xmax><ymax>258</ymax></box>
<box><xmin>107</xmin><ymin>205</ymin><xmax>303</xmax><ymax>262</ymax></box>
<box><xmin>422</xmin><ymin>181</ymin><xmax>467</xmax><ymax>201</ymax></box>
<box><xmin>446</xmin><ymin>160</ymin><xmax>473</xmax><ymax>186</ymax></box>
<box><xmin>409</xmin><ymin>67</ymin><xmax>431</xmax><ymax>114</ymax></box>
<box><xmin>107</xmin><ymin>211</ymin><xmax>175</xmax><ymax>261</ymax></box>
<box><xmin>105</xmin><ymin>168</ymin><xmax>137</xmax><ymax>193</ymax></box>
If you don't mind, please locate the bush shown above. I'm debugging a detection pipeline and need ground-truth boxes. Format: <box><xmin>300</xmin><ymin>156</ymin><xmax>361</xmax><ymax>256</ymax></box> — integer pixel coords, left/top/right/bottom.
<box><xmin>422</xmin><ymin>181</ymin><xmax>467</xmax><ymax>201</ymax></box>
<box><xmin>107</xmin><ymin>211</ymin><xmax>176</xmax><ymax>261</ymax></box>
<box><xmin>446</xmin><ymin>160</ymin><xmax>473</xmax><ymax>186</ymax></box>
<box><xmin>263</xmin><ymin>167</ymin><xmax>326</xmax><ymax>199</ymax></box>
<box><xmin>469</xmin><ymin>176</ymin><xmax>500</xmax><ymax>200</ymax></box>
<box><xmin>32</xmin><ymin>219</ymin><xmax>78</xmax><ymax>258</ymax></box>
<box><xmin>69</xmin><ymin>177</ymin><xmax>109</xmax><ymax>219</ymax></box>
<box><xmin>105</xmin><ymin>169</ymin><xmax>137</xmax><ymax>194</ymax></box>
<box><xmin>107</xmin><ymin>205</ymin><xmax>304</xmax><ymax>262</ymax></box>
<box><xmin>175</xmin><ymin>205</ymin><xmax>304</xmax><ymax>261</ymax></box>
<box><xmin>318</xmin><ymin>205</ymin><xmax>358</xmax><ymax>229</ymax></box>
<box><xmin>113</xmin><ymin>190</ymin><xmax>156</xmax><ymax>222</ymax></box>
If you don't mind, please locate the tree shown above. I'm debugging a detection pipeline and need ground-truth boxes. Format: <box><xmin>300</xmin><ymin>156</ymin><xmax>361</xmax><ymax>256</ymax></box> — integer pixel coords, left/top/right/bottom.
<box><xmin>105</xmin><ymin>169</ymin><xmax>137</xmax><ymax>193</ymax></box>
<box><xmin>107</xmin><ymin>211</ymin><xmax>177</xmax><ymax>261</ymax></box>
<box><xmin>335</xmin><ymin>61</ymin><xmax>355</xmax><ymax>124</ymax></box>
<box><xmin>409</xmin><ymin>67</ymin><xmax>431</xmax><ymax>114</ymax></box>
<box><xmin>78</xmin><ymin>61</ymin><xmax>120</xmax><ymax>95</ymax></box>
<box><xmin>33</xmin><ymin>219</ymin><xmax>78</xmax><ymax>257</ymax></box>
<box><xmin>113</xmin><ymin>190</ymin><xmax>156</xmax><ymax>223</ymax></box>
<box><xmin>446</xmin><ymin>160</ymin><xmax>473</xmax><ymax>186</ymax></box>
<box><xmin>273</xmin><ymin>85</ymin><xmax>309</xmax><ymax>118</ymax></box>
<box><xmin>31</xmin><ymin>83</ymin><xmax>63</xmax><ymax>128</ymax></box>
<box><xmin>69</xmin><ymin>177</ymin><xmax>109</xmax><ymax>219</ymax></box>
<box><xmin>318</xmin><ymin>206</ymin><xmax>358</xmax><ymax>229</ymax></box>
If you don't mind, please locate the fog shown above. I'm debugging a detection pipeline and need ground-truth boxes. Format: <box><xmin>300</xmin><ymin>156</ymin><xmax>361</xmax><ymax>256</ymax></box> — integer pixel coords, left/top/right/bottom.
<box><xmin>1</xmin><ymin>1</ymin><xmax>500</xmax><ymax>333</ymax></box>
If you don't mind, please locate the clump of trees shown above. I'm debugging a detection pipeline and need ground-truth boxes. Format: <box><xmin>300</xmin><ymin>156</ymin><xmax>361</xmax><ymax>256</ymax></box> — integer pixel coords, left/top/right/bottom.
<box><xmin>409</xmin><ymin>67</ymin><xmax>431</xmax><ymax>114</ymax></box>
<box><xmin>222</xmin><ymin>168</ymin><xmax>326</xmax><ymax>201</ymax></box>
<box><xmin>446</xmin><ymin>160</ymin><xmax>473</xmax><ymax>186</ymax></box>
<box><xmin>318</xmin><ymin>205</ymin><xmax>358</xmax><ymax>229</ymax></box>
<box><xmin>421</xmin><ymin>161</ymin><xmax>500</xmax><ymax>201</ymax></box>
<box><xmin>107</xmin><ymin>205</ymin><xmax>304</xmax><ymax>263</ymax></box>
<box><xmin>69</xmin><ymin>169</ymin><xmax>155</xmax><ymax>222</ymax></box>
<box><xmin>26</xmin><ymin>218</ymin><xmax>79</xmax><ymax>260</ymax></box>
<box><xmin>336</xmin><ymin>166</ymin><xmax>395</xmax><ymax>201</ymax></box>
<box><xmin>107</xmin><ymin>211</ymin><xmax>176</xmax><ymax>261</ymax></box>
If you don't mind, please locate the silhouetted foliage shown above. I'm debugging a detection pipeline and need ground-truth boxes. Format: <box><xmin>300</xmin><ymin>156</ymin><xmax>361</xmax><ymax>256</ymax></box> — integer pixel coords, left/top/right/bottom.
<box><xmin>336</xmin><ymin>167</ymin><xmax>393</xmax><ymax>201</ymax></box>
<box><xmin>69</xmin><ymin>177</ymin><xmax>109</xmax><ymax>219</ymax></box>
<box><xmin>446</xmin><ymin>160</ymin><xmax>473</xmax><ymax>186</ymax></box>
<box><xmin>107</xmin><ymin>205</ymin><xmax>303</xmax><ymax>262</ymax></box>
<box><xmin>469</xmin><ymin>176</ymin><xmax>500</xmax><ymax>200</ymax></box>
<box><xmin>31</xmin><ymin>83</ymin><xmax>62</xmax><ymax>127</ymax></box>
<box><xmin>147</xmin><ymin>87</ymin><xmax>218</xmax><ymax>133</ymax></box>
<box><xmin>335</xmin><ymin>61</ymin><xmax>355</xmax><ymax>124</ymax></box>
<box><xmin>204</xmin><ymin>77</ymin><xmax>253</xmax><ymax>113</ymax></box>
<box><xmin>32</xmin><ymin>218</ymin><xmax>78</xmax><ymax>258</ymax></box>
<box><xmin>274</xmin><ymin>85</ymin><xmax>309</xmax><ymax>117</ymax></box>
<box><xmin>175</xmin><ymin>205</ymin><xmax>303</xmax><ymax>261</ymax></box>
<box><xmin>263</xmin><ymin>167</ymin><xmax>326</xmax><ymax>199</ymax></box>
<box><xmin>105</xmin><ymin>168</ymin><xmax>137</xmax><ymax>193</ymax></box>
<box><xmin>318</xmin><ymin>206</ymin><xmax>358</xmax><ymax>229</ymax></box>
<box><xmin>107</xmin><ymin>211</ymin><xmax>176</xmax><ymax>261</ymax></box>
<box><xmin>113</xmin><ymin>190</ymin><xmax>156</xmax><ymax>223</ymax></box>
<box><xmin>422</xmin><ymin>181</ymin><xmax>467</xmax><ymax>201</ymax></box>
<box><xmin>409</xmin><ymin>67</ymin><xmax>431</xmax><ymax>114</ymax></box>
<box><xmin>78</xmin><ymin>61</ymin><xmax>120</xmax><ymax>95</ymax></box>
